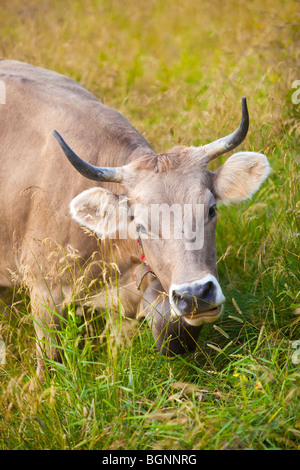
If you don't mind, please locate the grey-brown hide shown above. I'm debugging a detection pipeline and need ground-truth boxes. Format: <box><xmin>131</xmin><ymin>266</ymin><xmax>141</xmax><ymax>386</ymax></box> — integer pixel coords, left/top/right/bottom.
<box><xmin>0</xmin><ymin>60</ymin><xmax>270</xmax><ymax>378</ymax></box>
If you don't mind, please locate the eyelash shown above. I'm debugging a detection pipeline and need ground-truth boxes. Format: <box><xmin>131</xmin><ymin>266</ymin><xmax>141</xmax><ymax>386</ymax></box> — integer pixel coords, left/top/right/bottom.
<box><xmin>208</xmin><ymin>205</ymin><xmax>217</xmax><ymax>219</ymax></box>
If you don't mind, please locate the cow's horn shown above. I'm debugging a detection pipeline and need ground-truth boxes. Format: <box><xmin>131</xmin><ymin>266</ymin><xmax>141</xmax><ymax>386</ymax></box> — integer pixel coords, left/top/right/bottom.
<box><xmin>202</xmin><ymin>97</ymin><xmax>249</xmax><ymax>160</ymax></box>
<box><xmin>52</xmin><ymin>130</ymin><xmax>124</xmax><ymax>183</ymax></box>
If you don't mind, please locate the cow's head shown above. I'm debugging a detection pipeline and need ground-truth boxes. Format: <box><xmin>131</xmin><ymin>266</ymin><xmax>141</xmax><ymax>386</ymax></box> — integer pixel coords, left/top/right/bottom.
<box><xmin>53</xmin><ymin>98</ymin><xmax>270</xmax><ymax>351</ymax></box>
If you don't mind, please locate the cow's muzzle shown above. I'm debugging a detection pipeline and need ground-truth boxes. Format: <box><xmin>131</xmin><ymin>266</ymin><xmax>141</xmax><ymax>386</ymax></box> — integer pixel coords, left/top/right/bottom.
<box><xmin>169</xmin><ymin>274</ymin><xmax>225</xmax><ymax>326</ymax></box>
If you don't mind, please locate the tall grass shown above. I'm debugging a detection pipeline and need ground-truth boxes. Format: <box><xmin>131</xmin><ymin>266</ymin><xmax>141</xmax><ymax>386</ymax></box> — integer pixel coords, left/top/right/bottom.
<box><xmin>0</xmin><ymin>0</ymin><xmax>299</xmax><ymax>450</ymax></box>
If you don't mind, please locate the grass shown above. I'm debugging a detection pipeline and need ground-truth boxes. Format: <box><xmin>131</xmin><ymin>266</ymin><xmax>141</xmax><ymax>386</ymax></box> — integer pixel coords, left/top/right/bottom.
<box><xmin>0</xmin><ymin>0</ymin><xmax>299</xmax><ymax>450</ymax></box>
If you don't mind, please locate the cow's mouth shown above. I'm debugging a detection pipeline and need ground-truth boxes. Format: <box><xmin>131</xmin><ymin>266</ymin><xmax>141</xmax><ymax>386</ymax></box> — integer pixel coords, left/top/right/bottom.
<box><xmin>183</xmin><ymin>306</ymin><xmax>223</xmax><ymax>326</ymax></box>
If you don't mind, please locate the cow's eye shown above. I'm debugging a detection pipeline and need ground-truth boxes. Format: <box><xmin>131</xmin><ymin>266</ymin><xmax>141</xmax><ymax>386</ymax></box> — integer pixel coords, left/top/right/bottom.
<box><xmin>136</xmin><ymin>223</ymin><xmax>147</xmax><ymax>234</ymax></box>
<box><xmin>208</xmin><ymin>204</ymin><xmax>217</xmax><ymax>219</ymax></box>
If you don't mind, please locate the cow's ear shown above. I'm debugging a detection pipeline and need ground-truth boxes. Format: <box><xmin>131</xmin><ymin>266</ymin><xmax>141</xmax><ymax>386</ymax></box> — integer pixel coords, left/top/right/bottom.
<box><xmin>213</xmin><ymin>152</ymin><xmax>270</xmax><ymax>203</ymax></box>
<box><xmin>70</xmin><ymin>187</ymin><xmax>129</xmax><ymax>238</ymax></box>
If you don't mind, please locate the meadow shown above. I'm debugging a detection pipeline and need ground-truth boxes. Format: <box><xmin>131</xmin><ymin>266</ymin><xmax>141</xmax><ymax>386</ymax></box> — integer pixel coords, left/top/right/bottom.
<box><xmin>0</xmin><ymin>0</ymin><xmax>299</xmax><ymax>450</ymax></box>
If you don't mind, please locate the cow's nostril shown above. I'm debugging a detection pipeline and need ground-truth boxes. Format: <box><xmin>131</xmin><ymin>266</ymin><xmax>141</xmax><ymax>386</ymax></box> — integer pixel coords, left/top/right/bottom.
<box><xmin>201</xmin><ymin>281</ymin><xmax>214</xmax><ymax>300</ymax></box>
<box><xmin>171</xmin><ymin>289</ymin><xmax>194</xmax><ymax>313</ymax></box>
<box><xmin>171</xmin><ymin>290</ymin><xmax>184</xmax><ymax>305</ymax></box>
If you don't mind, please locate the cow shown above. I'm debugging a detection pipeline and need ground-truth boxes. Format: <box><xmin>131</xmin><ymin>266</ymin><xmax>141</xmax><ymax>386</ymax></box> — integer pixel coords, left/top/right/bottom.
<box><xmin>0</xmin><ymin>60</ymin><xmax>270</xmax><ymax>380</ymax></box>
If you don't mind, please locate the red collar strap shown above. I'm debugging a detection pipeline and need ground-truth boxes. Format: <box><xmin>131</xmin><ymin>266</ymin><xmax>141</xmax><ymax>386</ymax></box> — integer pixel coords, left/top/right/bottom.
<box><xmin>136</xmin><ymin>233</ymin><xmax>149</xmax><ymax>266</ymax></box>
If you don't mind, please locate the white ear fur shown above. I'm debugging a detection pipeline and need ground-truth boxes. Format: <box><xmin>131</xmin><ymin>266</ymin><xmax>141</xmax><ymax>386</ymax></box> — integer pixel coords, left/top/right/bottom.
<box><xmin>213</xmin><ymin>152</ymin><xmax>270</xmax><ymax>203</ymax></box>
<box><xmin>70</xmin><ymin>187</ymin><xmax>128</xmax><ymax>238</ymax></box>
